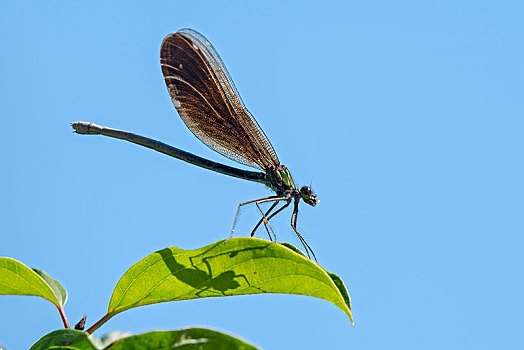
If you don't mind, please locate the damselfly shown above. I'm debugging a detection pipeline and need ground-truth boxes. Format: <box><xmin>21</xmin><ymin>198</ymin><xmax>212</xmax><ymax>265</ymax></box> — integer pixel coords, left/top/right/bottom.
<box><xmin>73</xmin><ymin>28</ymin><xmax>319</xmax><ymax>260</ymax></box>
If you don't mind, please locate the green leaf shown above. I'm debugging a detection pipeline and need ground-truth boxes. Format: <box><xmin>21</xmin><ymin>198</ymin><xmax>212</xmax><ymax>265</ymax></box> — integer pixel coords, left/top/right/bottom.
<box><xmin>108</xmin><ymin>238</ymin><xmax>353</xmax><ymax>323</ymax></box>
<box><xmin>105</xmin><ymin>327</ymin><xmax>260</xmax><ymax>350</ymax></box>
<box><xmin>279</xmin><ymin>242</ymin><xmax>308</xmax><ymax>257</ymax></box>
<box><xmin>94</xmin><ymin>331</ymin><xmax>133</xmax><ymax>348</ymax></box>
<box><xmin>327</xmin><ymin>272</ymin><xmax>352</xmax><ymax>313</ymax></box>
<box><xmin>30</xmin><ymin>329</ymin><xmax>96</xmax><ymax>350</ymax></box>
<box><xmin>280</xmin><ymin>243</ymin><xmax>352</xmax><ymax>314</ymax></box>
<box><xmin>0</xmin><ymin>257</ymin><xmax>65</xmax><ymax>308</ymax></box>
<box><xmin>33</xmin><ymin>268</ymin><xmax>68</xmax><ymax>306</ymax></box>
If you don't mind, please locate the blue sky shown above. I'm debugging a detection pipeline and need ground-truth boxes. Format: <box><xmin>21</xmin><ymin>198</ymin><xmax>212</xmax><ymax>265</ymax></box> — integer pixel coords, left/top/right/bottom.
<box><xmin>1</xmin><ymin>1</ymin><xmax>523</xmax><ymax>349</ymax></box>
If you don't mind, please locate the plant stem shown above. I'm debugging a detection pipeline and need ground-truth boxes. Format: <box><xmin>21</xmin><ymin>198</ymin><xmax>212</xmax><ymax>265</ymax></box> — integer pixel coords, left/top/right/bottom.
<box><xmin>86</xmin><ymin>312</ymin><xmax>113</xmax><ymax>335</ymax></box>
<box><xmin>58</xmin><ymin>305</ymin><xmax>69</xmax><ymax>328</ymax></box>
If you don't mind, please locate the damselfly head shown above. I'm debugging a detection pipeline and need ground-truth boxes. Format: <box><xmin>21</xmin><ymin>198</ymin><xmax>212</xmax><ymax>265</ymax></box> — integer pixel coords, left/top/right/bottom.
<box><xmin>299</xmin><ymin>186</ymin><xmax>319</xmax><ymax>206</ymax></box>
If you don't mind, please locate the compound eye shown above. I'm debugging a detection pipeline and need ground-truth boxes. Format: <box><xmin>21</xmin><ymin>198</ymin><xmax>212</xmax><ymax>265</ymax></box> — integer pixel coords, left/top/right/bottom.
<box><xmin>300</xmin><ymin>186</ymin><xmax>312</xmax><ymax>196</ymax></box>
<box><xmin>300</xmin><ymin>186</ymin><xmax>318</xmax><ymax>206</ymax></box>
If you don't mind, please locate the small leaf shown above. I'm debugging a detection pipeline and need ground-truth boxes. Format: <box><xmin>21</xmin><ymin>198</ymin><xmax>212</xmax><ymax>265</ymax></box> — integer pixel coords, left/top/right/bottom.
<box><xmin>279</xmin><ymin>242</ymin><xmax>307</xmax><ymax>257</ymax></box>
<box><xmin>30</xmin><ymin>329</ymin><xmax>97</xmax><ymax>350</ymax></box>
<box><xmin>327</xmin><ymin>272</ymin><xmax>352</xmax><ymax>313</ymax></box>
<box><xmin>0</xmin><ymin>257</ymin><xmax>63</xmax><ymax>308</ymax></box>
<box><xmin>33</xmin><ymin>268</ymin><xmax>68</xmax><ymax>306</ymax></box>
<box><xmin>281</xmin><ymin>243</ymin><xmax>352</xmax><ymax>316</ymax></box>
<box><xmin>105</xmin><ymin>327</ymin><xmax>260</xmax><ymax>350</ymax></box>
<box><xmin>108</xmin><ymin>238</ymin><xmax>352</xmax><ymax>323</ymax></box>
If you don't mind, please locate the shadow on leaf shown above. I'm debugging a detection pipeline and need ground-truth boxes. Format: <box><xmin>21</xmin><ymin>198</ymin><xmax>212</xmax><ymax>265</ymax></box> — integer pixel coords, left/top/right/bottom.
<box><xmin>156</xmin><ymin>240</ymin><xmax>272</xmax><ymax>297</ymax></box>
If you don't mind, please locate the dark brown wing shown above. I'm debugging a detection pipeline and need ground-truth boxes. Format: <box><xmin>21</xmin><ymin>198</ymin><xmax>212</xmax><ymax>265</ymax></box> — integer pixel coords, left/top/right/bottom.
<box><xmin>160</xmin><ymin>28</ymin><xmax>279</xmax><ymax>171</ymax></box>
